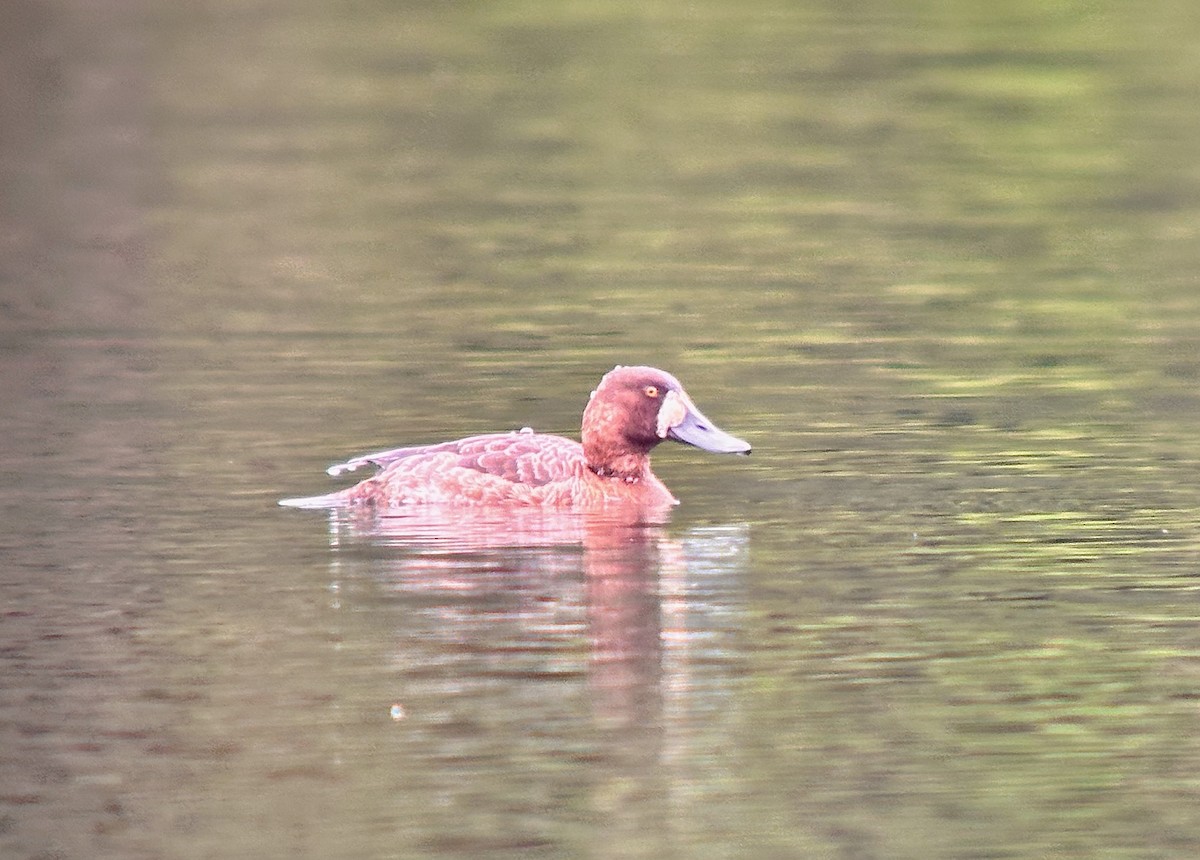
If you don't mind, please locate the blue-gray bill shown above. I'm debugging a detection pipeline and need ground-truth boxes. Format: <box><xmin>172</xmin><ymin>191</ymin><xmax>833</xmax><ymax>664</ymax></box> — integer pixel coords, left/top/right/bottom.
<box><xmin>667</xmin><ymin>406</ymin><xmax>751</xmax><ymax>455</ymax></box>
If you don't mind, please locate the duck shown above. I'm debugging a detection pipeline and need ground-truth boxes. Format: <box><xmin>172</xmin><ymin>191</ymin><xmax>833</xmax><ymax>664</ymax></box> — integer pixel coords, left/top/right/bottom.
<box><xmin>279</xmin><ymin>365</ymin><xmax>750</xmax><ymax>510</ymax></box>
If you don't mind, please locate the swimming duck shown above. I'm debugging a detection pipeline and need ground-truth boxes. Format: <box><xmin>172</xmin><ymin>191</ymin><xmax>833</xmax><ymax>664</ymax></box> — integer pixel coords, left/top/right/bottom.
<box><xmin>279</xmin><ymin>365</ymin><xmax>750</xmax><ymax>510</ymax></box>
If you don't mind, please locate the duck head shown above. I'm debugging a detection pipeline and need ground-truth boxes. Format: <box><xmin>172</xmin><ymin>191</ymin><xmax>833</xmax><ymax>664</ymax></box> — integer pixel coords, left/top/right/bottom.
<box><xmin>581</xmin><ymin>365</ymin><xmax>751</xmax><ymax>479</ymax></box>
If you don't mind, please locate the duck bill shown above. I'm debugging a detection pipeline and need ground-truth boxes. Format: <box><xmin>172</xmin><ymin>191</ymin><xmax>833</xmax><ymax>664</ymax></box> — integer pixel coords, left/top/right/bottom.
<box><xmin>659</xmin><ymin>390</ymin><xmax>751</xmax><ymax>455</ymax></box>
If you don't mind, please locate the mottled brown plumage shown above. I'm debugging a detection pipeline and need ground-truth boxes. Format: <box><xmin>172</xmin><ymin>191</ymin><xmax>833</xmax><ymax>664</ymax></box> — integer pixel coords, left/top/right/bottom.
<box><xmin>280</xmin><ymin>366</ymin><xmax>750</xmax><ymax>511</ymax></box>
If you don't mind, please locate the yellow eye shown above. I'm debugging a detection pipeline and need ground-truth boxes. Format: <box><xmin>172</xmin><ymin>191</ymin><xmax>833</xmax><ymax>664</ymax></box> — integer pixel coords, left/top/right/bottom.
<box><xmin>644</xmin><ymin>385</ymin><xmax>659</xmax><ymax>398</ymax></box>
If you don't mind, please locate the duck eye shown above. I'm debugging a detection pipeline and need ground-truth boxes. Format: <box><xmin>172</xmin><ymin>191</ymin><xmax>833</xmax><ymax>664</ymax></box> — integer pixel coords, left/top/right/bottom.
<box><xmin>643</xmin><ymin>385</ymin><xmax>659</xmax><ymax>398</ymax></box>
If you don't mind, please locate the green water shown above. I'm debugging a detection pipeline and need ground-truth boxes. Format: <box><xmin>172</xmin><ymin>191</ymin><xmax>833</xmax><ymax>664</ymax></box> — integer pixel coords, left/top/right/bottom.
<box><xmin>3</xmin><ymin>1</ymin><xmax>1200</xmax><ymax>858</ymax></box>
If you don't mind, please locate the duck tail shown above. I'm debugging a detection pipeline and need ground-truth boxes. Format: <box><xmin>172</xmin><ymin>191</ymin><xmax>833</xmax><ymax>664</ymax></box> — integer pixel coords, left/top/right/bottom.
<box><xmin>277</xmin><ymin>488</ymin><xmax>355</xmax><ymax>509</ymax></box>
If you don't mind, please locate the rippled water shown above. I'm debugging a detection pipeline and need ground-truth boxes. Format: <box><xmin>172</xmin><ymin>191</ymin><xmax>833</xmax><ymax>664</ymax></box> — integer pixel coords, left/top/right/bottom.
<box><xmin>3</xmin><ymin>1</ymin><xmax>1200</xmax><ymax>858</ymax></box>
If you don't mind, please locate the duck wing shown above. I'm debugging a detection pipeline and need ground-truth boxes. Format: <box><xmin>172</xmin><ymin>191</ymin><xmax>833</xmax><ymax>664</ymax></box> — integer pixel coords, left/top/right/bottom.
<box><xmin>328</xmin><ymin>430</ymin><xmax>585</xmax><ymax>488</ymax></box>
<box><xmin>327</xmin><ymin>436</ymin><xmax>479</xmax><ymax>476</ymax></box>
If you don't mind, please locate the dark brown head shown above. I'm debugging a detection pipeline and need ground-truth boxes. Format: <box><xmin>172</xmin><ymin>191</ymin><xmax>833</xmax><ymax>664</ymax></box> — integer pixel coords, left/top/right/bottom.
<box><xmin>580</xmin><ymin>365</ymin><xmax>750</xmax><ymax>479</ymax></box>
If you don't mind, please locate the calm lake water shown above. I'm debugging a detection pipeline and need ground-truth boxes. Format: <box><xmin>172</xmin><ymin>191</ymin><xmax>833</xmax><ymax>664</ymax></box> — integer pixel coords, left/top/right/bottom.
<box><xmin>4</xmin><ymin>1</ymin><xmax>1200</xmax><ymax>858</ymax></box>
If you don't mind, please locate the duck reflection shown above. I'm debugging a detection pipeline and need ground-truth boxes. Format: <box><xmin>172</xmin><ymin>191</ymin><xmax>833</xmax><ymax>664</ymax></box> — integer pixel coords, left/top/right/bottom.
<box><xmin>313</xmin><ymin>506</ymin><xmax>749</xmax><ymax>852</ymax></box>
<box><xmin>319</xmin><ymin>504</ymin><xmax>747</xmax><ymax>733</ymax></box>
<box><xmin>582</xmin><ymin>515</ymin><xmax>667</xmax><ymax>727</ymax></box>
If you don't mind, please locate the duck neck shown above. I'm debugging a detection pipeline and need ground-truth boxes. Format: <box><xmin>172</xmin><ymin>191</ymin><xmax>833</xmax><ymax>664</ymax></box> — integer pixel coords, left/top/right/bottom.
<box><xmin>581</xmin><ymin>390</ymin><xmax>659</xmax><ymax>481</ymax></box>
<box><xmin>585</xmin><ymin>446</ymin><xmax>649</xmax><ymax>482</ymax></box>
<box><xmin>582</xmin><ymin>423</ymin><xmax>652</xmax><ymax>481</ymax></box>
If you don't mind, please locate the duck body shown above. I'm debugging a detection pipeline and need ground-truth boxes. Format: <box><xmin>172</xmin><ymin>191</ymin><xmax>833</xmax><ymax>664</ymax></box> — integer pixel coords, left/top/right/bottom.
<box><xmin>280</xmin><ymin>366</ymin><xmax>749</xmax><ymax>511</ymax></box>
<box><xmin>317</xmin><ymin>429</ymin><xmax>676</xmax><ymax>508</ymax></box>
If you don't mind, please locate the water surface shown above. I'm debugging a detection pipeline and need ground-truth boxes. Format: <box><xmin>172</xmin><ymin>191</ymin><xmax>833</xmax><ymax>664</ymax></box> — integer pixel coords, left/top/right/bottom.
<box><xmin>3</xmin><ymin>1</ymin><xmax>1200</xmax><ymax>858</ymax></box>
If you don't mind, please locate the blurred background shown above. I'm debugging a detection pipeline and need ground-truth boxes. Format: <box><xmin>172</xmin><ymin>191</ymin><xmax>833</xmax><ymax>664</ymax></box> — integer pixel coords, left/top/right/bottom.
<box><xmin>3</xmin><ymin>1</ymin><xmax>1200</xmax><ymax>857</ymax></box>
